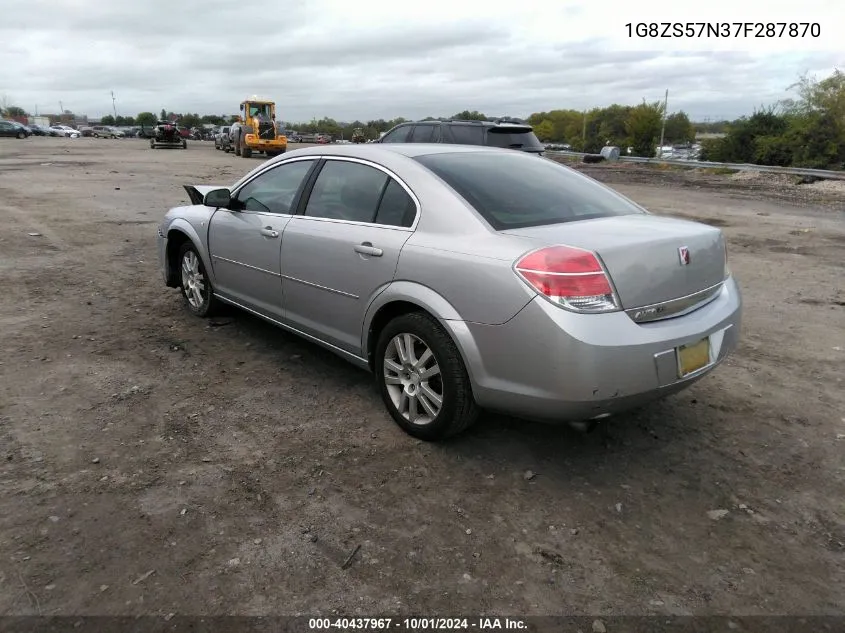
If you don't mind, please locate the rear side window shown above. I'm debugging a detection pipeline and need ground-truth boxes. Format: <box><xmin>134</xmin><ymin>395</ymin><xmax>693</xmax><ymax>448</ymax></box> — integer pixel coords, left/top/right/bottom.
<box><xmin>411</xmin><ymin>124</ymin><xmax>439</xmax><ymax>143</ymax></box>
<box><xmin>415</xmin><ymin>152</ymin><xmax>645</xmax><ymax>230</ymax></box>
<box><xmin>485</xmin><ymin>127</ymin><xmax>544</xmax><ymax>151</ymax></box>
<box><xmin>304</xmin><ymin>160</ymin><xmax>388</xmax><ymax>223</ymax></box>
<box><xmin>446</xmin><ymin>125</ymin><xmax>484</xmax><ymax>145</ymax></box>
<box><xmin>381</xmin><ymin>125</ymin><xmax>412</xmax><ymax>143</ymax></box>
<box><xmin>375</xmin><ymin>180</ymin><xmax>416</xmax><ymax>227</ymax></box>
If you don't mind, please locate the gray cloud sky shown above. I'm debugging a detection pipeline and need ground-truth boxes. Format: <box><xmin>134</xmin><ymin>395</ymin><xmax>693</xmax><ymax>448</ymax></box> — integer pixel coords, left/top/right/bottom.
<box><xmin>2</xmin><ymin>0</ymin><xmax>841</xmax><ymax>122</ymax></box>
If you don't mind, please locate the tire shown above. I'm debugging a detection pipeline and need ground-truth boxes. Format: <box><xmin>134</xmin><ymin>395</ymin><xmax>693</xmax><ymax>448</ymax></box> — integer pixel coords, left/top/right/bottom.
<box><xmin>177</xmin><ymin>242</ymin><xmax>217</xmax><ymax>318</ymax></box>
<box><xmin>182</xmin><ymin>139</ymin><xmax>187</xmax><ymax>149</ymax></box>
<box><xmin>374</xmin><ymin>312</ymin><xmax>478</xmax><ymax>441</ymax></box>
<box><xmin>16</xmin><ymin>131</ymin><xmax>25</xmax><ymax>139</ymax></box>
<box><xmin>242</xmin><ymin>141</ymin><xmax>252</xmax><ymax>158</ymax></box>
<box><xmin>234</xmin><ymin>135</ymin><xmax>241</xmax><ymax>156</ymax></box>
<box><xmin>150</xmin><ymin>139</ymin><xmax>156</xmax><ymax>149</ymax></box>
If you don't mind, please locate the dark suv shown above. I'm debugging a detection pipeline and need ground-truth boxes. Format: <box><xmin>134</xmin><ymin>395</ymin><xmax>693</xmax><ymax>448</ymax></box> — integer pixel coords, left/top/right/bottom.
<box><xmin>378</xmin><ymin>119</ymin><xmax>544</xmax><ymax>155</ymax></box>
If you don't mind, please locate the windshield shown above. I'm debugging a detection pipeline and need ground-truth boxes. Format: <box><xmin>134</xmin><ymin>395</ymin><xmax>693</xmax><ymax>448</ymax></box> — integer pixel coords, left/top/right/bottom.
<box><xmin>248</xmin><ymin>103</ymin><xmax>271</xmax><ymax>119</ymax></box>
<box><xmin>414</xmin><ymin>152</ymin><xmax>645</xmax><ymax>230</ymax></box>
<box><xmin>485</xmin><ymin>126</ymin><xmax>544</xmax><ymax>151</ymax></box>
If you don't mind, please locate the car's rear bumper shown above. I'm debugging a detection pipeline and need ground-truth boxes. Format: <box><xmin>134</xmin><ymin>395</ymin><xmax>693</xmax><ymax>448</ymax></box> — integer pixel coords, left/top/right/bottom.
<box><xmin>454</xmin><ymin>276</ymin><xmax>742</xmax><ymax>422</ymax></box>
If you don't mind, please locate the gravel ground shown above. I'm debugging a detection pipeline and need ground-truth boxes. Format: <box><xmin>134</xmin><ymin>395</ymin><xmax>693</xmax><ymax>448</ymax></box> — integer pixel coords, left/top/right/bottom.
<box><xmin>0</xmin><ymin>138</ymin><xmax>843</xmax><ymax>617</ymax></box>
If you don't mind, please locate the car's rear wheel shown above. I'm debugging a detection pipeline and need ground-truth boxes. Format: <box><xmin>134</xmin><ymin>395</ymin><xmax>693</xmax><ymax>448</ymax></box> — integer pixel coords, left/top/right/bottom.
<box><xmin>374</xmin><ymin>312</ymin><xmax>478</xmax><ymax>441</ymax></box>
<box><xmin>178</xmin><ymin>243</ymin><xmax>217</xmax><ymax>318</ymax></box>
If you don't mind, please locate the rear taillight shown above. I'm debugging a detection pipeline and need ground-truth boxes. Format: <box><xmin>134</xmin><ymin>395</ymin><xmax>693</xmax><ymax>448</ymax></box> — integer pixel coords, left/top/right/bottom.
<box><xmin>514</xmin><ymin>245</ymin><xmax>619</xmax><ymax>313</ymax></box>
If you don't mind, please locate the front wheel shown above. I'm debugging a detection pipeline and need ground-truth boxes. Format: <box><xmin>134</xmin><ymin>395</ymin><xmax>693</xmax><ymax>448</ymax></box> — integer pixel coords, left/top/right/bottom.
<box><xmin>178</xmin><ymin>243</ymin><xmax>217</xmax><ymax>317</ymax></box>
<box><xmin>16</xmin><ymin>130</ymin><xmax>25</xmax><ymax>139</ymax></box>
<box><xmin>374</xmin><ymin>312</ymin><xmax>478</xmax><ymax>441</ymax></box>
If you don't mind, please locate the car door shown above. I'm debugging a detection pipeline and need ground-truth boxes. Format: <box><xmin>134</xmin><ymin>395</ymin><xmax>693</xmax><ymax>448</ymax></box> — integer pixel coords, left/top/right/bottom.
<box><xmin>281</xmin><ymin>158</ymin><xmax>418</xmax><ymax>354</ymax></box>
<box><xmin>207</xmin><ymin>158</ymin><xmax>318</xmax><ymax>318</ymax></box>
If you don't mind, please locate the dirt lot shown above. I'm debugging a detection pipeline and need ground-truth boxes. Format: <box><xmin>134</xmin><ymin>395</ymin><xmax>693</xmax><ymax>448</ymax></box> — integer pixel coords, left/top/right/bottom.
<box><xmin>0</xmin><ymin>137</ymin><xmax>843</xmax><ymax>617</ymax></box>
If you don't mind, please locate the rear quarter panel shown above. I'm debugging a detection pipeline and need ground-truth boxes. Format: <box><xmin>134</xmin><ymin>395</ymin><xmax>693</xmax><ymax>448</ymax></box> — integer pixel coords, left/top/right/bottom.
<box><xmin>394</xmin><ymin>232</ymin><xmax>536</xmax><ymax>325</ymax></box>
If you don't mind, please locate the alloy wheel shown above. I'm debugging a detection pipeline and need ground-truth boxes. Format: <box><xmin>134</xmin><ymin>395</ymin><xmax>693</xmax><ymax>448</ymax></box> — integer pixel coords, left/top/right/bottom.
<box><xmin>180</xmin><ymin>251</ymin><xmax>206</xmax><ymax>309</ymax></box>
<box><xmin>383</xmin><ymin>333</ymin><xmax>443</xmax><ymax>425</ymax></box>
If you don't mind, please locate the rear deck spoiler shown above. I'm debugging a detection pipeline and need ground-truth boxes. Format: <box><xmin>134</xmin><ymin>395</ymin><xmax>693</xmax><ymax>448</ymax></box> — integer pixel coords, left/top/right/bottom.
<box><xmin>183</xmin><ymin>185</ymin><xmax>226</xmax><ymax>206</ymax></box>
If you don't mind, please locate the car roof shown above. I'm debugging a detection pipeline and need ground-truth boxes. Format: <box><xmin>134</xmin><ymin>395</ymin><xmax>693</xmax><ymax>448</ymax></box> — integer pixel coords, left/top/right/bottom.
<box><xmin>396</xmin><ymin>119</ymin><xmax>530</xmax><ymax>127</ymax></box>
<box><xmin>280</xmin><ymin>143</ymin><xmax>515</xmax><ymax>160</ymax></box>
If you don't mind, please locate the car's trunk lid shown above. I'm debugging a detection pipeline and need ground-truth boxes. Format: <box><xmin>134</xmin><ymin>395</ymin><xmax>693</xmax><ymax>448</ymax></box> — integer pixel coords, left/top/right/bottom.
<box><xmin>502</xmin><ymin>214</ymin><xmax>727</xmax><ymax>310</ymax></box>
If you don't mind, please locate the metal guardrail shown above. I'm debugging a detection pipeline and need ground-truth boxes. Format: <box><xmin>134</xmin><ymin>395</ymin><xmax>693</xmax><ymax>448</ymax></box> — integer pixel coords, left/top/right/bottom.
<box><xmin>545</xmin><ymin>150</ymin><xmax>845</xmax><ymax>181</ymax></box>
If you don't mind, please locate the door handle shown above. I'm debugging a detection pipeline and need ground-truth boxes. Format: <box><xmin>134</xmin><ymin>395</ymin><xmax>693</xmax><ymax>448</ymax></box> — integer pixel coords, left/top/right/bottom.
<box><xmin>354</xmin><ymin>242</ymin><xmax>383</xmax><ymax>257</ymax></box>
<box><xmin>260</xmin><ymin>227</ymin><xmax>279</xmax><ymax>238</ymax></box>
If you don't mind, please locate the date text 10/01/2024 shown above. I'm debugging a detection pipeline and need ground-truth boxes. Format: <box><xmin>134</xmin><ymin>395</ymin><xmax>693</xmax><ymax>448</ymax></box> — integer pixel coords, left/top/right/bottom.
<box><xmin>625</xmin><ymin>22</ymin><xmax>821</xmax><ymax>38</ymax></box>
<box><xmin>309</xmin><ymin>618</ymin><xmax>527</xmax><ymax>630</ymax></box>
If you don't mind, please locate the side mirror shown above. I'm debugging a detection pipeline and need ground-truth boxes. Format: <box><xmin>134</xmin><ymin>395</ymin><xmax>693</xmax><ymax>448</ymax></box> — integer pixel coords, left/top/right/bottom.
<box><xmin>240</xmin><ymin>104</ymin><xmax>244</xmax><ymax>111</ymax></box>
<box><xmin>203</xmin><ymin>188</ymin><xmax>231</xmax><ymax>208</ymax></box>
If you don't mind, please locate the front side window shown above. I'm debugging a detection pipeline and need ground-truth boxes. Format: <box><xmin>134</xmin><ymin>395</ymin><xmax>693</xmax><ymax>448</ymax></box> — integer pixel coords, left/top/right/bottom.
<box><xmin>233</xmin><ymin>160</ymin><xmax>315</xmax><ymax>214</ymax></box>
<box><xmin>415</xmin><ymin>152</ymin><xmax>645</xmax><ymax>230</ymax></box>
<box><xmin>304</xmin><ymin>160</ymin><xmax>388</xmax><ymax>223</ymax></box>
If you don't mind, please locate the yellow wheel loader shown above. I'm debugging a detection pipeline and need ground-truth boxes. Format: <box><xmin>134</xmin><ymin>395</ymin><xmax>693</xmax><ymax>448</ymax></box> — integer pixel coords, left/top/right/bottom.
<box><xmin>230</xmin><ymin>97</ymin><xmax>287</xmax><ymax>158</ymax></box>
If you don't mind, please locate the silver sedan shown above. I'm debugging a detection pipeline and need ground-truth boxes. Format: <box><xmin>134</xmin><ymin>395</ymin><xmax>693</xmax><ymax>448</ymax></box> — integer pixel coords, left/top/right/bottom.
<box><xmin>157</xmin><ymin>144</ymin><xmax>742</xmax><ymax>440</ymax></box>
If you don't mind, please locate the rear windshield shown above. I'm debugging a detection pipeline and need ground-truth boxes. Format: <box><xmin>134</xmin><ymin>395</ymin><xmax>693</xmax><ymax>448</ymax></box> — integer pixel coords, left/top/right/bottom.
<box><xmin>485</xmin><ymin>127</ymin><xmax>544</xmax><ymax>151</ymax></box>
<box><xmin>415</xmin><ymin>152</ymin><xmax>645</xmax><ymax>230</ymax></box>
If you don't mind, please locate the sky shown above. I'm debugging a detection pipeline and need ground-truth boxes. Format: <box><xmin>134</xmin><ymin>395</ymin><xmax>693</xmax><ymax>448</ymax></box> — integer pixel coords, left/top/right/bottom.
<box><xmin>2</xmin><ymin>0</ymin><xmax>842</xmax><ymax>123</ymax></box>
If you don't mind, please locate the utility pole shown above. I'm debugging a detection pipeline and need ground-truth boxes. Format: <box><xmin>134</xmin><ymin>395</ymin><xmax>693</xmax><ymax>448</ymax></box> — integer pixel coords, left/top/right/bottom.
<box><xmin>59</xmin><ymin>101</ymin><xmax>64</xmax><ymax>113</ymax></box>
<box><xmin>111</xmin><ymin>91</ymin><xmax>117</xmax><ymax>119</ymax></box>
<box><xmin>658</xmin><ymin>89</ymin><xmax>669</xmax><ymax>157</ymax></box>
<box><xmin>582</xmin><ymin>109</ymin><xmax>587</xmax><ymax>144</ymax></box>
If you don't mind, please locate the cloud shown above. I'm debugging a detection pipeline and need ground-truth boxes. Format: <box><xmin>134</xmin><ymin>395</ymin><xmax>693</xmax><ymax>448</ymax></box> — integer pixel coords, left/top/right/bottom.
<box><xmin>2</xmin><ymin>0</ymin><xmax>842</xmax><ymax>122</ymax></box>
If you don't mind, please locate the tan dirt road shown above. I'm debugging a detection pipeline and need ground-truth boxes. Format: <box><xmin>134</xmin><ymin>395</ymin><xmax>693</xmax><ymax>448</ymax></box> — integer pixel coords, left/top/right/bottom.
<box><xmin>0</xmin><ymin>138</ymin><xmax>843</xmax><ymax>616</ymax></box>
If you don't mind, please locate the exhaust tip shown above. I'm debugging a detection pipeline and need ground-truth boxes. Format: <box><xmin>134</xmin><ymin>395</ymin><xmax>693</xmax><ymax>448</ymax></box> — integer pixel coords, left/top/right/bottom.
<box><xmin>569</xmin><ymin>413</ymin><xmax>611</xmax><ymax>434</ymax></box>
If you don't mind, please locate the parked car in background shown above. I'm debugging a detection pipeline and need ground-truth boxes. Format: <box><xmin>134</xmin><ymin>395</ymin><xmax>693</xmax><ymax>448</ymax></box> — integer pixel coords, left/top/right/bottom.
<box><xmin>49</xmin><ymin>125</ymin><xmax>80</xmax><ymax>138</ymax></box>
<box><xmin>27</xmin><ymin>124</ymin><xmax>51</xmax><ymax>136</ymax></box>
<box><xmin>157</xmin><ymin>144</ymin><xmax>741</xmax><ymax>440</ymax></box>
<box><xmin>150</xmin><ymin>120</ymin><xmax>187</xmax><ymax>149</ymax></box>
<box><xmin>0</xmin><ymin>120</ymin><xmax>30</xmax><ymax>138</ymax></box>
<box><xmin>380</xmin><ymin>119</ymin><xmax>545</xmax><ymax>155</ymax></box>
<box><xmin>91</xmin><ymin>125</ymin><xmax>123</xmax><ymax>138</ymax></box>
<box><xmin>214</xmin><ymin>126</ymin><xmax>232</xmax><ymax>151</ymax></box>
<box><xmin>78</xmin><ymin>126</ymin><xmax>95</xmax><ymax>137</ymax></box>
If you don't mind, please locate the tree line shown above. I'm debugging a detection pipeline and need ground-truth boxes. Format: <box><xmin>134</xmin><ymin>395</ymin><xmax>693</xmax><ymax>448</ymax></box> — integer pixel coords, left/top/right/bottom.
<box><xmin>2</xmin><ymin>69</ymin><xmax>842</xmax><ymax>168</ymax></box>
<box><xmin>700</xmin><ymin>69</ymin><xmax>845</xmax><ymax>169</ymax></box>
